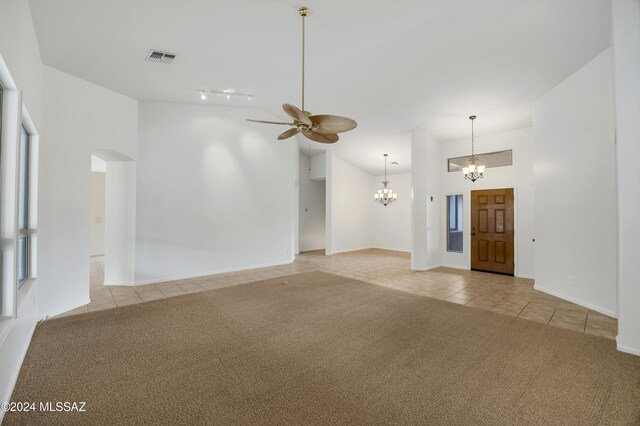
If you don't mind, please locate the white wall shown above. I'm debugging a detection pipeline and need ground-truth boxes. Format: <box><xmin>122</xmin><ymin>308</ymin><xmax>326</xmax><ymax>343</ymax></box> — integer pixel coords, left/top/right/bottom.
<box><xmin>135</xmin><ymin>102</ymin><xmax>298</xmax><ymax>283</ymax></box>
<box><xmin>372</xmin><ymin>172</ymin><xmax>411</xmax><ymax>252</ymax></box>
<box><xmin>104</xmin><ymin>161</ymin><xmax>136</xmax><ymax>285</ymax></box>
<box><xmin>327</xmin><ymin>155</ymin><xmax>373</xmax><ymax>254</ymax></box>
<box><xmin>299</xmin><ymin>154</ymin><xmax>326</xmax><ymax>252</ymax></box>
<box><xmin>90</xmin><ymin>172</ymin><xmax>106</xmax><ymax>256</ymax></box>
<box><xmin>38</xmin><ymin>66</ymin><xmax>138</xmax><ymax>317</ymax></box>
<box><xmin>309</xmin><ymin>153</ymin><xmax>326</xmax><ymax>180</ymax></box>
<box><xmin>440</xmin><ymin>127</ymin><xmax>535</xmax><ymax>278</ymax></box>
<box><xmin>411</xmin><ymin>125</ymin><xmax>441</xmax><ymax>270</ymax></box>
<box><xmin>533</xmin><ymin>48</ymin><xmax>617</xmax><ymax>317</ymax></box>
<box><xmin>612</xmin><ymin>0</ymin><xmax>640</xmax><ymax>355</ymax></box>
<box><xmin>0</xmin><ymin>0</ymin><xmax>43</xmax><ymax>413</ymax></box>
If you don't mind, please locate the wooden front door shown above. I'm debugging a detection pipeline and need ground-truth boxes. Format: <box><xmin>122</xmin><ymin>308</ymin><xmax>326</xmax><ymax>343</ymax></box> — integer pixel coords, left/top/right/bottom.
<box><xmin>471</xmin><ymin>188</ymin><xmax>514</xmax><ymax>275</ymax></box>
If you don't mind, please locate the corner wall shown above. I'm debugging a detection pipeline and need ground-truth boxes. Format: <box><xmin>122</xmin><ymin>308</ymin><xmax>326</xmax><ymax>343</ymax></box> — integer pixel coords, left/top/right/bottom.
<box><xmin>411</xmin><ymin>125</ymin><xmax>441</xmax><ymax>270</ymax></box>
<box><xmin>38</xmin><ymin>66</ymin><xmax>138</xmax><ymax>317</ymax></box>
<box><xmin>0</xmin><ymin>0</ymin><xmax>43</xmax><ymax>412</ymax></box>
<box><xmin>612</xmin><ymin>0</ymin><xmax>640</xmax><ymax>355</ymax></box>
<box><xmin>90</xmin><ymin>172</ymin><xmax>106</xmax><ymax>256</ymax></box>
<box><xmin>104</xmin><ymin>161</ymin><xmax>137</xmax><ymax>285</ymax></box>
<box><xmin>372</xmin><ymin>172</ymin><xmax>411</xmax><ymax>252</ymax></box>
<box><xmin>326</xmin><ymin>155</ymin><xmax>374</xmax><ymax>254</ymax></box>
<box><xmin>533</xmin><ymin>48</ymin><xmax>617</xmax><ymax>316</ymax></box>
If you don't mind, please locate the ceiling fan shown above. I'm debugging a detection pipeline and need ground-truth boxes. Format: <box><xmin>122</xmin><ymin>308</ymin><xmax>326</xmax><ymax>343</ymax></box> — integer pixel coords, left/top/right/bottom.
<box><xmin>247</xmin><ymin>6</ymin><xmax>357</xmax><ymax>144</ymax></box>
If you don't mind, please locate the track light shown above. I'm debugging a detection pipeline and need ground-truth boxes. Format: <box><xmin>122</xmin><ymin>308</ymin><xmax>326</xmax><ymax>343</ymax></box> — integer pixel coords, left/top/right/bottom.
<box><xmin>200</xmin><ymin>91</ymin><xmax>206</xmax><ymax>100</ymax></box>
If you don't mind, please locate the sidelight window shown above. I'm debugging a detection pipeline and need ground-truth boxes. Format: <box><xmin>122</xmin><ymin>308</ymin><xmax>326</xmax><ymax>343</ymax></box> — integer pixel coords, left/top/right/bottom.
<box><xmin>447</xmin><ymin>194</ymin><xmax>463</xmax><ymax>253</ymax></box>
<box><xmin>18</xmin><ymin>125</ymin><xmax>31</xmax><ymax>288</ymax></box>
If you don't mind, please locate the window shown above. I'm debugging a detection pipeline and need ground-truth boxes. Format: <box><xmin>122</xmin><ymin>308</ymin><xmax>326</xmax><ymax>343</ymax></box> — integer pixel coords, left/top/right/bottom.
<box><xmin>447</xmin><ymin>195</ymin><xmax>463</xmax><ymax>253</ymax></box>
<box><xmin>448</xmin><ymin>149</ymin><xmax>513</xmax><ymax>172</ymax></box>
<box><xmin>18</xmin><ymin>125</ymin><xmax>30</xmax><ymax>287</ymax></box>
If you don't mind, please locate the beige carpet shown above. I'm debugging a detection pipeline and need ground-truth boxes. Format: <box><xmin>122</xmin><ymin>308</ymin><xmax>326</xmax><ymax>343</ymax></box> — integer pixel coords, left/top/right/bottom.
<box><xmin>6</xmin><ymin>271</ymin><xmax>640</xmax><ymax>425</ymax></box>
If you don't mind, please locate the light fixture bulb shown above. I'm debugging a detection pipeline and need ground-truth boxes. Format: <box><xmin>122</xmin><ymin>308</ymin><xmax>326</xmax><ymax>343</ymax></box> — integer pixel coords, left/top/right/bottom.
<box><xmin>226</xmin><ymin>94</ymin><xmax>231</xmax><ymax>100</ymax></box>
<box><xmin>248</xmin><ymin>95</ymin><xmax>252</xmax><ymax>101</ymax></box>
<box><xmin>200</xmin><ymin>91</ymin><xmax>206</xmax><ymax>100</ymax></box>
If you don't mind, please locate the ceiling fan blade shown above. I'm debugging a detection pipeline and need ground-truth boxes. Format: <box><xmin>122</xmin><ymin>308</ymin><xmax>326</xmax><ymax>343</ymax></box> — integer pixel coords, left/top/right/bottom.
<box><xmin>309</xmin><ymin>115</ymin><xmax>358</xmax><ymax>134</ymax></box>
<box><xmin>283</xmin><ymin>103</ymin><xmax>312</xmax><ymax>127</ymax></box>
<box><xmin>302</xmin><ymin>129</ymin><xmax>339</xmax><ymax>144</ymax></box>
<box><xmin>277</xmin><ymin>128</ymin><xmax>300</xmax><ymax>140</ymax></box>
<box><xmin>246</xmin><ymin>119</ymin><xmax>294</xmax><ymax>126</ymax></box>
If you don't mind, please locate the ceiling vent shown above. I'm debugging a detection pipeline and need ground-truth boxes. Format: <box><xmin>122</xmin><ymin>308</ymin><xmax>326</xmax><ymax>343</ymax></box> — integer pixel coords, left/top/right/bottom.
<box><xmin>145</xmin><ymin>49</ymin><xmax>177</xmax><ymax>64</ymax></box>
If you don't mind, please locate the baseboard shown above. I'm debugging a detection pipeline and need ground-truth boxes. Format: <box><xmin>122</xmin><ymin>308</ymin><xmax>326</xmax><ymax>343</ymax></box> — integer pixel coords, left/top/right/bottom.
<box><xmin>371</xmin><ymin>246</ymin><xmax>411</xmax><ymax>254</ymax></box>
<box><xmin>440</xmin><ymin>263</ymin><xmax>469</xmax><ymax>271</ymax></box>
<box><xmin>0</xmin><ymin>319</ymin><xmax>36</xmax><ymax>423</ymax></box>
<box><xmin>328</xmin><ymin>246</ymin><xmax>375</xmax><ymax>255</ymax></box>
<box><xmin>133</xmin><ymin>258</ymin><xmax>294</xmax><ymax>286</ymax></box>
<box><xmin>299</xmin><ymin>247</ymin><xmax>325</xmax><ymax>253</ymax></box>
<box><xmin>42</xmin><ymin>298</ymin><xmax>91</xmax><ymax>320</ymax></box>
<box><xmin>103</xmin><ymin>281</ymin><xmax>135</xmax><ymax>286</ymax></box>
<box><xmin>411</xmin><ymin>264</ymin><xmax>441</xmax><ymax>271</ymax></box>
<box><xmin>533</xmin><ymin>284</ymin><xmax>617</xmax><ymax>318</ymax></box>
<box><xmin>616</xmin><ymin>337</ymin><xmax>640</xmax><ymax>356</ymax></box>
<box><xmin>516</xmin><ymin>273</ymin><xmax>535</xmax><ymax>279</ymax></box>
<box><xmin>0</xmin><ymin>284</ymin><xmax>39</xmax><ymax>421</ymax></box>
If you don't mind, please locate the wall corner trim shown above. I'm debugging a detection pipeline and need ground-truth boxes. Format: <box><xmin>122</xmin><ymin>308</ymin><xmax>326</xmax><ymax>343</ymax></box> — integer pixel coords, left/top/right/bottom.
<box><xmin>616</xmin><ymin>337</ymin><xmax>640</xmax><ymax>357</ymax></box>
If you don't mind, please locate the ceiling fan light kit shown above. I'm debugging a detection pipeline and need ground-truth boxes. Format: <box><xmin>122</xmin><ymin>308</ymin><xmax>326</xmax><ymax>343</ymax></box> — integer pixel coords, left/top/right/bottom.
<box><xmin>246</xmin><ymin>6</ymin><xmax>357</xmax><ymax>144</ymax></box>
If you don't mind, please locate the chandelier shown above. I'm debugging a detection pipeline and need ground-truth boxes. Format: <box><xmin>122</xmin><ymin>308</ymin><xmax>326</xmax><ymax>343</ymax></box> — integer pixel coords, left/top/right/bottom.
<box><xmin>463</xmin><ymin>115</ymin><xmax>485</xmax><ymax>182</ymax></box>
<box><xmin>374</xmin><ymin>154</ymin><xmax>397</xmax><ymax>206</ymax></box>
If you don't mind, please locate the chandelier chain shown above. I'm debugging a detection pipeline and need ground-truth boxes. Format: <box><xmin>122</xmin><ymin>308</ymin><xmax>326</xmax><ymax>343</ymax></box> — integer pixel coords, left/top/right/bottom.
<box><xmin>374</xmin><ymin>154</ymin><xmax>396</xmax><ymax>206</ymax></box>
<box><xmin>301</xmin><ymin>11</ymin><xmax>305</xmax><ymax>112</ymax></box>
<box><xmin>471</xmin><ymin>117</ymin><xmax>474</xmax><ymax>157</ymax></box>
<box><xmin>384</xmin><ymin>154</ymin><xmax>387</xmax><ymax>180</ymax></box>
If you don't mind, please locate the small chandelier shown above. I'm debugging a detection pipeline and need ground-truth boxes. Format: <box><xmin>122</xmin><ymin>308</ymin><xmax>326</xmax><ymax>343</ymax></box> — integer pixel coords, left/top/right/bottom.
<box><xmin>374</xmin><ymin>154</ymin><xmax>397</xmax><ymax>207</ymax></box>
<box><xmin>463</xmin><ymin>115</ymin><xmax>485</xmax><ymax>182</ymax></box>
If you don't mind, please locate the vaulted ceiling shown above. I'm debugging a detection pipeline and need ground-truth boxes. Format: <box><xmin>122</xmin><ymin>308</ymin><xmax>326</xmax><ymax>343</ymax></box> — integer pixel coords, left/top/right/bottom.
<box><xmin>28</xmin><ymin>0</ymin><xmax>611</xmax><ymax>175</ymax></box>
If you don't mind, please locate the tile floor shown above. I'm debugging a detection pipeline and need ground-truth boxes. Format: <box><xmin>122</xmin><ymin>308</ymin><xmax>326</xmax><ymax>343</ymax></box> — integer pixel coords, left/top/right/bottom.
<box><xmin>61</xmin><ymin>250</ymin><xmax>616</xmax><ymax>340</ymax></box>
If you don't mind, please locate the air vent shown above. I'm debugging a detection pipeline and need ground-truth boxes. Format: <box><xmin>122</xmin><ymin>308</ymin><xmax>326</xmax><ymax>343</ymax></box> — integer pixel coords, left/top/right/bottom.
<box><xmin>145</xmin><ymin>49</ymin><xmax>178</xmax><ymax>64</ymax></box>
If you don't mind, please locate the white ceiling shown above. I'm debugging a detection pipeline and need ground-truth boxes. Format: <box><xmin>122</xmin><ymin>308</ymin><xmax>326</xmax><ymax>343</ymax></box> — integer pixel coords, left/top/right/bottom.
<box><xmin>28</xmin><ymin>0</ymin><xmax>611</xmax><ymax>175</ymax></box>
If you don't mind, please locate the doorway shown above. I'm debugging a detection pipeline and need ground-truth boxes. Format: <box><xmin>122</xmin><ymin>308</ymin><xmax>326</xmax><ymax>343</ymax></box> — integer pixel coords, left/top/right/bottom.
<box><xmin>299</xmin><ymin>154</ymin><xmax>326</xmax><ymax>254</ymax></box>
<box><xmin>90</xmin><ymin>149</ymin><xmax>137</xmax><ymax>288</ymax></box>
<box><xmin>90</xmin><ymin>156</ymin><xmax>106</xmax><ymax>288</ymax></box>
<box><xmin>470</xmin><ymin>188</ymin><xmax>514</xmax><ymax>275</ymax></box>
